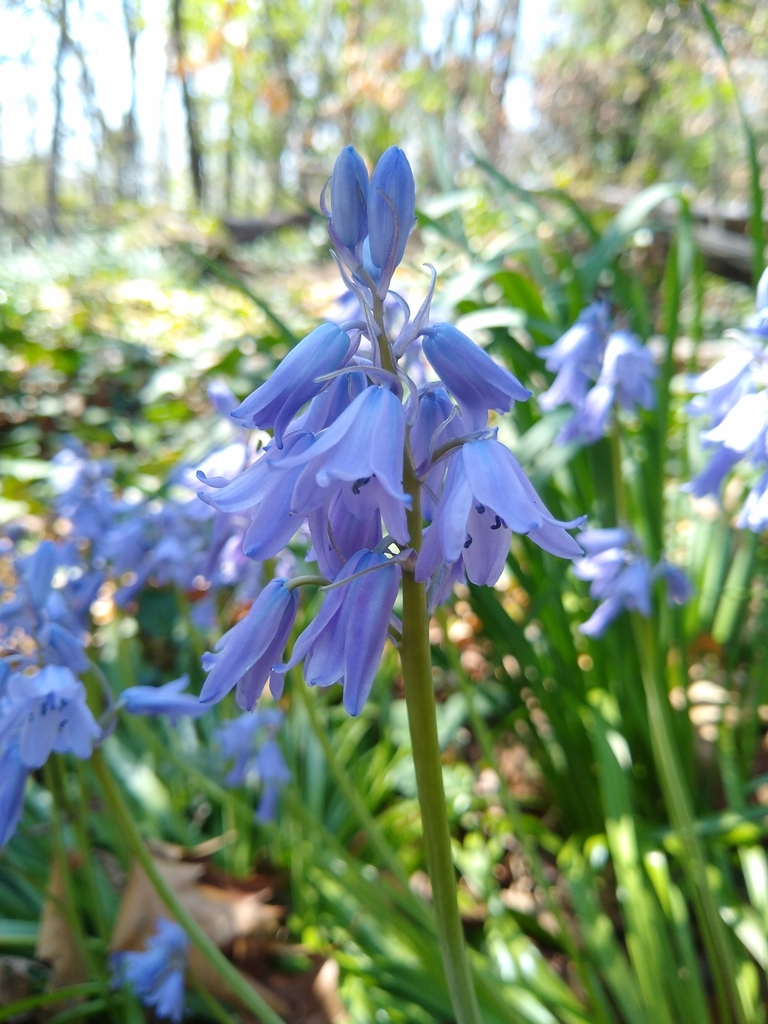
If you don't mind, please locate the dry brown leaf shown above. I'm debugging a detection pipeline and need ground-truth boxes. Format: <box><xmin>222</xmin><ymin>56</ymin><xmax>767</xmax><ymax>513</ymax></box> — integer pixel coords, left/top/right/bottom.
<box><xmin>35</xmin><ymin>860</ymin><xmax>88</xmax><ymax>988</ymax></box>
<box><xmin>111</xmin><ymin>854</ymin><xmax>288</xmax><ymax>1015</ymax></box>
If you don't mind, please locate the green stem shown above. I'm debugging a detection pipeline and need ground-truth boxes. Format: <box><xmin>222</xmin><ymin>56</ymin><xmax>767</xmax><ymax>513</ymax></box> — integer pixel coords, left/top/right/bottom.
<box><xmin>91</xmin><ymin>749</ymin><xmax>287</xmax><ymax>1024</ymax></box>
<box><xmin>44</xmin><ymin>761</ymin><xmax>105</xmax><ymax>985</ymax></box>
<box><xmin>370</xmin><ymin>295</ymin><xmax>481</xmax><ymax>1023</ymax></box>
<box><xmin>610</xmin><ymin>416</ymin><xmax>744</xmax><ymax>1023</ymax></box>
<box><xmin>71</xmin><ymin>759</ymin><xmax>111</xmax><ymax>947</ymax></box>
<box><xmin>631</xmin><ymin>615</ymin><xmax>745</xmax><ymax>1024</ymax></box>
<box><xmin>609</xmin><ymin>422</ymin><xmax>627</xmax><ymax>526</ymax></box>
<box><xmin>0</xmin><ymin>984</ymin><xmax>101</xmax><ymax>1023</ymax></box>
<box><xmin>400</xmin><ymin>469</ymin><xmax>482</xmax><ymax>1024</ymax></box>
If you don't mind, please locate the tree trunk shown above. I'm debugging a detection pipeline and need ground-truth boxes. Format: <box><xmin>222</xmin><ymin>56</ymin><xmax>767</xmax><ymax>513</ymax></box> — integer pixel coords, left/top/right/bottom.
<box><xmin>121</xmin><ymin>0</ymin><xmax>140</xmax><ymax>199</ymax></box>
<box><xmin>170</xmin><ymin>0</ymin><xmax>204</xmax><ymax>207</ymax></box>
<box><xmin>47</xmin><ymin>0</ymin><xmax>68</xmax><ymax>232</ymax></box>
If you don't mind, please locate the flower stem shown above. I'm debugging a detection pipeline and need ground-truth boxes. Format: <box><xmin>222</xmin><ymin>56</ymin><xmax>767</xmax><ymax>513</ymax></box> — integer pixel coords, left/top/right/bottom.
<box><xmin>400</xmin><ymin>465</ymin><xmax>482</xmax><ymax>1024</ymax></box>
<box><xmin>91</xmin><ymin>749</ymin><xmax>287</xmax><ymax>1024</ymax></box>
<box><xmin>370</xmin><ymin>294</ymin><xmax>481</xmax><ymax>1023</ymax></box>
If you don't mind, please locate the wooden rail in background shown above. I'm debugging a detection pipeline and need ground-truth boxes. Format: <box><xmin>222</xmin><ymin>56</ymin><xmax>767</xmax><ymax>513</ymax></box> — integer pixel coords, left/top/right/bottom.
<box><xmin>595</xmin><ymin>186</ymin><xmax>758</xmax><ymax>285</ymax></box>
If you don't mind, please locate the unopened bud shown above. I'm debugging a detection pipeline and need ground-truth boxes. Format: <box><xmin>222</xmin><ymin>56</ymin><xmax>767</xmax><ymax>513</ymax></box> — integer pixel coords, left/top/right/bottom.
<box><xmin>368</xmin><ymin>147</ymin><xmax>415</xmax><ymax>279</ymax></box>
<box><xmin>330</xmin><ymin>146</ymin><xmax>369</xmax><ymax>250</ymax></box>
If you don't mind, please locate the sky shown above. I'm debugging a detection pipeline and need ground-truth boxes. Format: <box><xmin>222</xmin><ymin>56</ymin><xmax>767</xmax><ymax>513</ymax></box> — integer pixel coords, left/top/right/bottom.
<box><xmin>0</xmin><ymin>0</ymin><xmax>554</xmax><ymax>191</ymax></box>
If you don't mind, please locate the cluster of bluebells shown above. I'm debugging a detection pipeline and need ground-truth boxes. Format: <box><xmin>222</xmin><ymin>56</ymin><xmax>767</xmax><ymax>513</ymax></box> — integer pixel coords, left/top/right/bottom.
<box><xmin>537</xmin><ymin>299</ymin><xmax>657</xmax><ymax>444</ymax></box>
<box><xmin>49</xmin><ymin>384</ymin><xmax>264</xmax><ymax>619</ymax></box>
<box><xmin>197</xmin><ymin>145</ymin><xmax>586</xmax><ymax>719</ymax></box>
<box><xmin>684</xmin><ymin>268</ymin><xmax>768</xmax><ymax>531</ymax></box>
<box><xmin>573</xmin><ymin>528</ymin><xmax>692</xmax><ymax>637</ymax></box>
<box><xmin>0</xmin><ymin>541</ymin><xmax>102</xmax><ymax>844</ymax></box>
<box><xmin>111</xmin><ymin>917</ymin><xmax>189</xmax><ymax>1023</ymax></box>
<box><xmin>0</xmin><ymin>384</ymin><xmax>285</xmax><ymax>847</ymax></box>
<box><xmin>0</xmin><ymin>537</ymin><xmax>210</xmax><ymax>845</ymax></box>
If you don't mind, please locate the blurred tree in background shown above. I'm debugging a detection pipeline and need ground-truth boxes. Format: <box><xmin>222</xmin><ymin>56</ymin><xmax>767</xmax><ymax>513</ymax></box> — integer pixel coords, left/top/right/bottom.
<box><xmin>532</xmin><ymin>0</ymin><xmax>768</xmax><ymax>198</ymax></box>
<box><xmin>1</xmin><ymin>0</ymin><xmax>768</xmax><ymax>228</ymax></box>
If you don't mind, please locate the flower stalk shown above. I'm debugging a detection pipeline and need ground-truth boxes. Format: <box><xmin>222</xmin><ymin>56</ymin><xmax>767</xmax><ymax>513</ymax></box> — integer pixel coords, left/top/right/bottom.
<box><xmin>377</xmin><ymin>296</ymin><xmax>483</xmax><ymax>1023</ymax></box>
<box><xmin>91</xmin><ymin>749</ymin><xmax>288</xmax><ymax>1024</ymax></box>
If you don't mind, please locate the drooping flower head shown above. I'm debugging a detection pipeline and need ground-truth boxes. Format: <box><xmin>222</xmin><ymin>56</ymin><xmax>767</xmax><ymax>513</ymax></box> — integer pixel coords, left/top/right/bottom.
<box><xmin>684</xmin><ymin>268</ymin><xmax>768</xmax><ymax>530</ymax></box>
<box><xmin>537</xmin><ymin>301</ymin><xmax>657</xmax><ymax>445</ymax></box>
<box><xmin>572</xmin><ymin>529</ymin><xmax>692</xmax><ymax>637</ymax></box>
<box><xmin>0</xmin><ymin>664</ymin><xmax>101</xmax><ymax>768</ymax></box>
<box><xmin>197</xmin><ymin>144</ymin><xmax>585</xmax><ymax>721</ymax></box>
<box><xmin>214</xmin><ymin>710</ymin><xmax>291</xmax><ymax>822</ymax></box>
<box><xmin>111</xmin><ymin>918</ymin><xmax>189</xmax><ymax>1023</ymax></box>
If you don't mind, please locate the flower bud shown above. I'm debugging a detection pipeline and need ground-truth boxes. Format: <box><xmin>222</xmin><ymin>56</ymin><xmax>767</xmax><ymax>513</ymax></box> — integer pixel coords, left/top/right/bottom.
<box><xmin>330</xmin><ymin>146</ymin><xmax>369</xmax><ymax>250</ymax></box>
<box><xmin>421</xmin><ymin>322</ymin><xmax>530</xmax><ymax>425</ymax></box>
<box><xmin>368</xmin><ymin>147</ymin><xmax>415</xmax><ymax>283</ymax></box>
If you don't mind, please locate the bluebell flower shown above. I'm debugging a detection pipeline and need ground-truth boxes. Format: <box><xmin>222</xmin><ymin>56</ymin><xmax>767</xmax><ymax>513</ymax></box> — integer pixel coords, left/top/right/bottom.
<box><xmin>21</xmin><ymin>541</ymin><xmax>58</xmax><ymax>609</ymax></box>
<box><xmin>279</xmin><ymin>550</ymin><xmax>401</xmax><ymax>716</ymax></box>
<box><xmin>684</xmin><ymin>276</ymin><xmax>768</xmax><ymax>529</ymax></box>
<box><xmin>192</xmin><ymin>143</ymin><xmax>589</xmax><ymax>721</ymax></box>
<box><xmin>367</xmin><ymin>147</ymin><xmax>416</xmax><ymax>296</ymax></box>
<box><xmin>410</xmin><ymin>385</ymin><xmax>466</xmax><ymax>522</ymax></box>
<box><xmin>572</xmin><ymin>529</ymin><xmax>692</xmax><ymax>636</ymax></box>
<box><xmin>421</xmin><ymin>323</ymin><xmax>531</xmax><ymax>427</ymax></box>
<box><xmin>120</xmin><ymin>676</ymin><xmax>209</xmax><ymax>724</ymax></box>
<box><xmin>201</xmin><ymin>431</ymin><xmax>320</xmax><ymax>562</ymax></box>
<box><xmin>416</xmin><ymin>438</ymin><xmax>584</xmax><ymax>588</ymax></box>
<box><xmin>215</xmin><ymin>709</ymin><xmax>289</xmax><ymax>821</ymax></box>
<box><xmin>49</xmin><ymin>442</ymin><xmax>119</xmax><ymax>543</ymax></box>
<box><xmin>111</xmin><ymin>918</ymin><xmax>188</xmax><ymax>1023</ymax></box>
<box><xmin>0</xmin><ymin>665</ymin><xmax>101</xmax><ymax>768</ymax></box>
<box><xmin>685</xmin><ymin>345</ymin><xmax>754</xmax><ymax>425</ymax></box>
<box><xmin>290</xmin><ymin>368</ymin><xmax>368</xmax><ymax>435</ymax></box>
<box><xmin>199</xmin><ymin>579</ymin><xmax>298</xmax><ymax>709</ymax></box>
<box><xmin>254</xmin><ymin>739</ymin><xmax>291</xmax><ymax>823</ymax></box>
<box><xmin>230</xmin><ymin>323</ymin><xmax>353</xmax><ymax>448</ymax></box>
<box><xmin>736</xmin><ymin>469</ymin><xmax>768</xmax><ymax>531</ymax></box>
<box><xmin>683</xmin><ymin>444</ymin><xmax>742</xmax><ymax>499</ymax></box>
<box><xmin>653</xmin><ymin>560</ymin><xmax>694</xmax><ymax>606</ymax></box>
<box><xmin>0</xmin><ymin>743</ymin><xmax>29</xmax><ymax>847</ymax></box>
<box><xmin>307</xmin><ymin>492</ymin><xmax>383</xmax><ymax>579</ymax></box>
<box><xmin>328</xmin><ymin>145</ymin><xmax>369</xmax><ymax>254</ymax></box>
<box><xmin>700</xmin><ymin>391</ymin><xmax>768</xmax><ymax>455</ymax></box>
<box><xmin>206</xmin><ymin>379</ymin><xmax>239</xmax><ymax>418</ymax></box>
<box><xmin>537</xmin><ymin>300</ymin><xmax>610</xmax><ymax>412</ymax></box>
<box><xmin>216</xmin><ymin>708</ymin><xmax>282</xmax><ymax>783</ymax></box>
<box><xmin>573</xmin><ymin>543</ymin><xmax>652</xmax><ymax>637</ymax></box>
<box><xmin>560</xmin><ymin>331</ymin><xmax>657</xmax><ymax>444</ymax></box>
<box><xmin>284</xmin><ymin>385</ymin><xmax>411</xmax><ymax>543</ymax></box>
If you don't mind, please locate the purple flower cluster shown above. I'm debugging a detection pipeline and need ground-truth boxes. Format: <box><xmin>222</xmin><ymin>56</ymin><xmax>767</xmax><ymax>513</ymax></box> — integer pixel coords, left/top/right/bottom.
<box><xmin>197</xmin><ymin>147</ymin><xmax>585</xmax><ymax>717</ymax></box>
<box><xmin>47</xmin><ymin>383</ymin><xmax>265</xmax><ymax>619</ymax></box>
<box><xmin>573</xmin><ymin>529</ymin><xmax>692</xmax><ymax>637</ymax></box>
<box><xmin>538</xmin><ymin>301</ymin><xmax>657</xmax><ymax>444</ymax></box>
<box><xmin>0</xmin><ymin>540</ymin><xmax>104</xmax><ymax>844</ymax></box>
<box><xmin>684</xmin><ymin>269</ymin><xmax>768</xmax><ymax>531</ymax></box>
